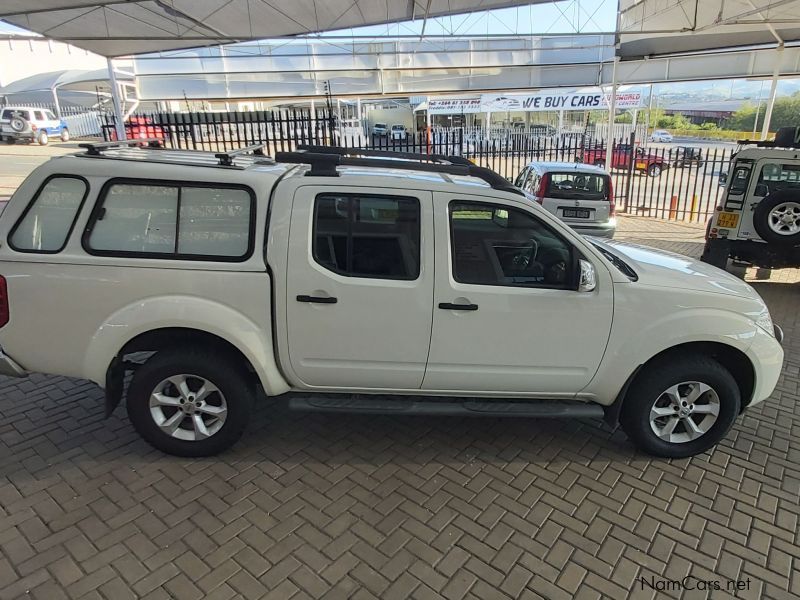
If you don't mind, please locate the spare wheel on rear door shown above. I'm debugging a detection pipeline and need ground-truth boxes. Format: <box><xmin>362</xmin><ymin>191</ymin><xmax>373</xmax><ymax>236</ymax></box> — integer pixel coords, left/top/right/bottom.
<box><xmin>753</xmin><ymin>189</ymin><xmax>800</xmax><ymax>245</ymax></box>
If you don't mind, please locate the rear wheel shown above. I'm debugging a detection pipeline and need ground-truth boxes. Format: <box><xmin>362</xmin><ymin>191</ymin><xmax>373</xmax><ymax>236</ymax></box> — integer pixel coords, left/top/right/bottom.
<box><xmin>60</xmin><ymin>128</ymin><xmax>70</xmax><ymax>142</ymax></box>
<box><xmin>620</xmin><ymin>355</ymin><xmax>740</xmax><ymax>458</ymax></box>
<box><xmin>37</xmin><ymin>131</ymin><xmax>48</xmax><ymax>146</ymax></box>
<box><xmin>647</xmin><ymin>164</ymin><xmax>662</xmax><ymax>177</ymax></box>
<box><xmin>126</xmin><ymin>349</ymin><xmax>254</xmax><ymax>456</ymax></box>
<box><xmin>594</xmin><ymin>160</ymin><xmax>605</xmax><ymax>169</ymax></box>
<box><xmin>3</xmin><ymin>137</ymin><xmax>14</xmax><ymax>145</ymax></box>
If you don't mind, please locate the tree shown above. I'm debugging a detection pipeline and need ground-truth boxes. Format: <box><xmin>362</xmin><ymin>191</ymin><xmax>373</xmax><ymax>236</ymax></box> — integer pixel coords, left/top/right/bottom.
<box><xmin>726</xmin><ymin>93</ymin><xmax>800</xmax><ymax>131</ymax></box>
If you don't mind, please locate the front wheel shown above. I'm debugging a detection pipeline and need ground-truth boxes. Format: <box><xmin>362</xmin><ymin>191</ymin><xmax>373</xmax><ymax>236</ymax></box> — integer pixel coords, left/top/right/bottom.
<box><xmin>647</xmin><ymin>164</ymin><xmax>662</xmax><ymax>177</ymax></box>
<box><xmin>620</xmin><ymin>355</ymin><xmax>740</xmax><ymax>458</ymax></box>
<box><xmin>594</xmin><ymin>160</ymin><xmax>605</xmax><ymax>169</ymax></box>
<box><xmin>60</xmin><ymin>128</ymin><xmax>70</xmax><ymax>142</ymax></box>
<box><xmin>126</xmin><ymin>349</ymin><xmax>254</xmax><ymax>456</ymax></box>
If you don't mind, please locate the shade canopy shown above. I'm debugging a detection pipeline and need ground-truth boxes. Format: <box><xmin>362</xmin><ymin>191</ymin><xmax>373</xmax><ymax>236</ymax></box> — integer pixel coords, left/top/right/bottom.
<box><xmin>0</xmin><ymin>67</ymin><xmax>133</xmax><ymax>94</ymax></box>
<box><xmin>0</xmin><ymin>0</ymin><xmax>551</xmax><ymax>57</ymax></box>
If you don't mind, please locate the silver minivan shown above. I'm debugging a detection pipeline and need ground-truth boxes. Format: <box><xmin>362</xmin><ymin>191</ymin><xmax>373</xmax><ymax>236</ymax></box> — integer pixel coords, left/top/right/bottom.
<box><xmin>514</xmin><ymin>161</ymin><xmax>616</xmax><ymax>238</ymax></box>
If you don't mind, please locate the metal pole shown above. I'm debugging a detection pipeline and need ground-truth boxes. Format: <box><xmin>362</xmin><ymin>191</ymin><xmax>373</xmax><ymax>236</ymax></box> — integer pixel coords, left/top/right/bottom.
<box><xmin>761</xmin><ymin>46</ymin><xmax>783</xmax><ymax>140</ymax></box>
<box><xmin>51</xmin><ymin>87</ymin><xmax>62</xmax><ymax>118</ymax></box>
<box><xmin>753</xmin><ymin>80</ymin><xmax>765</xmax><ymax>138</ymax></box>
<box><xmin>107</xmin><ymin>57</ymin><xmax>126</xmax><ymax>141</ymax></box>
<box><xmin>606</xmin><ymin>57</ymin><xmax>618</xmax><ymax>173</ymax></box>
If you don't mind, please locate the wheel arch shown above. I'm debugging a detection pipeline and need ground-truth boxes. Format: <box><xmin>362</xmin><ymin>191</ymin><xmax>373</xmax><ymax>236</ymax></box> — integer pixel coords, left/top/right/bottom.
<box><xmin>604</xmin><ymin>341</ymin><xmax>755</xmax><ymax>426</ymax></box>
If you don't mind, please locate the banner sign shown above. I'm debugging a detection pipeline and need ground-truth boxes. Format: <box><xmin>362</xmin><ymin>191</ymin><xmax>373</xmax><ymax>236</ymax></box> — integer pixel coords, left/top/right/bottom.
<box><xmin>427</xmin><ymin>98</ymin><xmax>483</xmax><ymax>114</ymax></box>
<box><xmin>426</xmin><ymin>92</ymin><xmax>643</xmax><ymax>114</ymax></box>
<box><xmin>481</xmin><ymin>91</ymin><xmax>643</xmax><ymax>111</ymax></box>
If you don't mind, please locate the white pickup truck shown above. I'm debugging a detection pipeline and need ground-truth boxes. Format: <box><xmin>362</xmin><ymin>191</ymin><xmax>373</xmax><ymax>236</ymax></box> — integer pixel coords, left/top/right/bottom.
<box><xmin>0</xmin><ymin>142</ymin><xmax>783</xmax><ymax>458</ymax></box>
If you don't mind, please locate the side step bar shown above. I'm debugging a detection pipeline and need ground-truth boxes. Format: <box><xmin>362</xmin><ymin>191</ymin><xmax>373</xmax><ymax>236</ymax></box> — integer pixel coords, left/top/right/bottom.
<box><xmin>288</xmin><ymin>396</ymin><xmax>604</xmax><ymax>419</ymax></box>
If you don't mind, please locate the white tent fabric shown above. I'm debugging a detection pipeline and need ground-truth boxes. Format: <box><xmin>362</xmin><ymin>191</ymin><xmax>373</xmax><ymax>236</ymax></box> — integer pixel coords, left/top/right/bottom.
<box><xmin>0</xmin><ymin>0</ymin><xmax>550</xmax><ymax>57</ymax></box>
<box><xmin>0</xmin><ymin>68</ymin><xmax>133</xmax><ymax>94</ymax></box>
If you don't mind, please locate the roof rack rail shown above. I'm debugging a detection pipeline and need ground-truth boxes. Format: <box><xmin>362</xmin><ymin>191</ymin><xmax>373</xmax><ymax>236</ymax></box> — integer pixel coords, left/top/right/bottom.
<box><xmin>274</xmin><ymin>149</ymin><xmax>522</xmax><ymax>196</ymax></box>
<box><xmin>79</xmin><ymin>138</ymin><xmax>164</xmax><ymax>155</ymax></box>
<box><xmin>215</xmin><ymin>143</ymin><xmax>268</xmax><ymax>166</ymax></box>
<box><xmin>295</xmin><ymin>144</ymin><xmax>472</xmax><ymax>166</ymax></box>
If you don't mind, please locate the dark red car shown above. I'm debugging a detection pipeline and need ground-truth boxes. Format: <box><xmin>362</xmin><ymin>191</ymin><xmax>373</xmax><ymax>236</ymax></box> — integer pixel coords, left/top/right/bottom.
<box><xmin>109</xmin><ymin>116</ymin><xmax>166</xmax><ymax>142</ymax></box>
<box><xmin>577</xmin><ymin>143</ymin><xmax>668</xmax><ymax>177</ymax></box>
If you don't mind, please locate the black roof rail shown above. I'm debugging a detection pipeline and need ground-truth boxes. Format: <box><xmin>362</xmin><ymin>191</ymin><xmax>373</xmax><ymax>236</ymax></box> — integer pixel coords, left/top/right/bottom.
<box><xmin>295</xmin><ymin>144</ymin><xmax>473</xmax><ymax>166</ymax></box>
<box><xmin>275</xmin><ymin>149</ymin><xmax>523</xmax><ymax>196</ymax></box>
<box><xmin>79</xmin><ymin>138</ymin><xmax>164</xmax><ymax>155</ymax></box>
<box><xmin>215</xmin><ymin>143</ymin><xmax>268</xmax><ymax>166</ymax></box>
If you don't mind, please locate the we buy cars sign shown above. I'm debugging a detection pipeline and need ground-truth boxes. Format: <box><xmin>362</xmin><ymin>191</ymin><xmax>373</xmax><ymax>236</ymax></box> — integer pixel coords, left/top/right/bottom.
<box><xmin>480</xmin><ymin>91</ymin><xmax>643</xmax><ymax>112</ymax></box>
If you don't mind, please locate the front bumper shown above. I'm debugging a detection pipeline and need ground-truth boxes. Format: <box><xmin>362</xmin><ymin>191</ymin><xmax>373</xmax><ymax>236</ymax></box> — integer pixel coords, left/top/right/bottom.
<box><xmin>0</xmin><ymin>348</ymin><xmax>26</xmax><ymax>378</ymax></box>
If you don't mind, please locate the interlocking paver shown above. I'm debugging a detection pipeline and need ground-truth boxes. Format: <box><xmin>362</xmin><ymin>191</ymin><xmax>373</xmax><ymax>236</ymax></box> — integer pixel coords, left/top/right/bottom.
<box><xmin>0</xmin><ymin>214</ymin><xmax>799</xmax><ymax>598</ymax></box>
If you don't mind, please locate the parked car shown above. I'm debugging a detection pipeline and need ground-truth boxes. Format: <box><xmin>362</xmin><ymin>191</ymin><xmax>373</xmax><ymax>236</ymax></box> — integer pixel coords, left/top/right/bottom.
<box><xmin>0</xmin><ymin>142</ymin><xmax>782</xmax><ymax>458</ymax></box>
<box><xmin>390</xmin><ymin>124</ymin><xmax>408</xmax><ymax>141</ymax></box>
<box><xmin>514</xmin><ymin>161</ymin><xmax>615</xmax><ymax>238</ymax></box>
<box><xmin>670</xmin><ymin>146</ymin><xmax>705</xmax><ymax>168</ymax></box>
<box><xmin>108</xmin><ymin>116</ymin><xmax>166</xmax><ymax>142</ymax></box>
<box><xmin>371</xmin><ymin>123</ymin><xmax>388</xmax><ymax>137</ymax></box>
<box><xmin>577</xmin><ymin>143</ymin><xmax>668</xmax><ymax>177</ymax></box>
<box><xmin>0</xmin><ymin>106</ymin><xmax>69</xmax><ymax>145</ymax></box>
<box><xmin>650</xmin><ymin>129</ymin><xmax>674</xmax><ymax>143</ymax></box>
<box><xmin>702</xmin><ymin>126</ymin><xmax>800</xmax><ymax>273</ymax></box>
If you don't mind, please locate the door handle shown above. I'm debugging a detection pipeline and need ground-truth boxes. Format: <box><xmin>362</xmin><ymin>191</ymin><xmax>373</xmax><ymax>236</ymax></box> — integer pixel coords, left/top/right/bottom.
<box><xmin>438</xmin><ymin>302</ymin><xmax>478</xmax><ymax>311</ymax></box>
<box><xmin>297</xmin><ymin>295</ymin><xmax>338</xmax><ymax>304</ymax></box>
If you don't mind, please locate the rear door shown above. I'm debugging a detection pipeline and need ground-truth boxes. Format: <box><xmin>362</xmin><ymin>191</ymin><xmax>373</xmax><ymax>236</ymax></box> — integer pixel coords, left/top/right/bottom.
<box><xmin>285</xmin><ymin>185</ymin><xmax>435</xmax><ymax>390</ymax></box>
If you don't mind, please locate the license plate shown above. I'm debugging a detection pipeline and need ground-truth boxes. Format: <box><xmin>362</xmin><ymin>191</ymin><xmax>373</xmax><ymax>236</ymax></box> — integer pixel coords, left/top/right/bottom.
<box><xmin>717</xmin><ymin>212</ymin><xmax>740</xmax><ymax>228</ymax></box>
<box><xmin>562</xmin><ymin>208</ymin><xmax>591</xmax><ymax>219</ymax></box>
<box><xmin>636</xmin><ymin>161</ymin><xmax>647</xmax><ymax>169</ymax></box>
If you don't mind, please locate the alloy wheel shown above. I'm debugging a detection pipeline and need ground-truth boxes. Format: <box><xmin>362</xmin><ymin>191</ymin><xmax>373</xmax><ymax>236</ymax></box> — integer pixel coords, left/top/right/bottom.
<box><xmin>649</xmin><ymin>381</ymin><xmax>720</xmax><ymax>444</ymax></box>
<box><xmin>149</xmin><ymin>374</ymin><xmax>228</xmax><ymax>441</ymax></box>
<box><xmin>767</xmin><ymin>201</ymin><xmax>800</xmax><ymax>235</ymax></box>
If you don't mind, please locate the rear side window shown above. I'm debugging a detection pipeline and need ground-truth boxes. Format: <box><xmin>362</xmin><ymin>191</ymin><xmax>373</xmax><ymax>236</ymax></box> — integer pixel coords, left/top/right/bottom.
<box><xmin>313</xmin><ymin>193</ymin><xmax>420</xmax><ymax>280</ymax></box>
<box><xmin>84</xmin><ymin>181</ymin><xmax>254</xmax><ymax>260</ymax></box>
<box><xmin>9</xmin><ymin>176</ymin><xmax>88</xmax><ymax>253</ymax></box>
<box><xmin>34</xmin><ymin>111</ymin><xmax>44</xmax><ymax>120</ymax></box>
<box><xmin>3</xmin><ymin>109</ymin><xmax>30</xmax><ymax>120</ymax></box>
<box><xmin>546</xmin><ymin>172</ymin><xmax>608</xmax><ymax>200</ymax></box>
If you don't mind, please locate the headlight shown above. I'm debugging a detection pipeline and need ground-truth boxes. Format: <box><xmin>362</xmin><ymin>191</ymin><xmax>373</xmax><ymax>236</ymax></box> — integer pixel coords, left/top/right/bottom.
<box><xmin>756</xmin><ymin>310</ymin><xmax>775</xmax><ymax>337</ymax></box>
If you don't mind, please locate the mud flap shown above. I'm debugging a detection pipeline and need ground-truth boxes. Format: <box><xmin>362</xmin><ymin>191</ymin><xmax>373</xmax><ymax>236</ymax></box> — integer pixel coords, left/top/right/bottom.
<box><xmin>105</xmin><ymin>356</ymin><xmax>124</xmax><ymax>418</ymax></box>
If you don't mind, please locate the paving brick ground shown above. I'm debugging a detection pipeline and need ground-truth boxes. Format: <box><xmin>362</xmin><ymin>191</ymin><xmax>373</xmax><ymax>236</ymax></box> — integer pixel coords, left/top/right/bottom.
<box><xmin>0</xmin><ymin>214</ymin><xmax>799</xmax><ymax>600</ymax></box>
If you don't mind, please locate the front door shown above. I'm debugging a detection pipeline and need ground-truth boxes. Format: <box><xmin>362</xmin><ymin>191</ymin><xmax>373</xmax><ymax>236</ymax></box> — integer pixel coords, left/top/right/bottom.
<box><xmin>423</xmin><ymin>195</ymin><xmax>613</xmax><ymax>395</ymax></box>
<box><xmin>286</xmin><ymin>186</ymin><xmax>434</xmax><ymax>390</ymax></box>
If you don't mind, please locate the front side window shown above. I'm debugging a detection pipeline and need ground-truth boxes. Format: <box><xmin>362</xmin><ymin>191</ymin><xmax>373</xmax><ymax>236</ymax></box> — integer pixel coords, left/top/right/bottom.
<box><xmin>10</xmin><ymin>176</ymin><xmax>88</xmax><ymax>252</ymax></box>
<box><xmin>313</xmin><ymin>194</ymin><xmax>420</xmax><ymax>280</ymax></box>
<box><xmin>45</xmin><ymin>111</ymin><xmax>57</xmax><ymax>120</ymax></box>
<box><xmin>34</xmin><ymin>111</ymin><xmax>44</xmax><ymax>121</ymax></box>
<box><xmin>85</xmin><ymin>181</ymin><xmax>253</xmax><ymax>260</ymax></box>
<box><xmin>449</xmin><ymin>201</ymin><xmax>572</xmax><ymax>288</ymax></box>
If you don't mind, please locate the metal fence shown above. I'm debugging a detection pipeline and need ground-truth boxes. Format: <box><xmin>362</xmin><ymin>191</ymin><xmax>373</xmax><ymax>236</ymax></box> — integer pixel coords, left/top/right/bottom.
<box><xmin>103</xmin><ymin>110</ymin><xmax>733</xmax><ymax>223</ymax></box>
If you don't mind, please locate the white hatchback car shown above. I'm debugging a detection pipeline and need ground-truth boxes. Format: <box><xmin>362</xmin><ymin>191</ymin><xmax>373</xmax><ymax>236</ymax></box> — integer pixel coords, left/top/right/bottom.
<box><xmin>650</xmin><ymin>129</ymin><xmax>674</xmax><ymax>143</ymax></box>
<box><xmin>515</xmin><ymin>162</ymin><xmax>616</xmax><ymax>238</ymax></box>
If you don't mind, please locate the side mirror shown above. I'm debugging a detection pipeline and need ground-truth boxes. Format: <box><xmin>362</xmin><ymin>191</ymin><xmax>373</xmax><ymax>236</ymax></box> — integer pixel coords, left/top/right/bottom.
<box><xmin>578</xmin><ymin>259</ymin><xmax>597</xmax><ymax>292</ymax></box>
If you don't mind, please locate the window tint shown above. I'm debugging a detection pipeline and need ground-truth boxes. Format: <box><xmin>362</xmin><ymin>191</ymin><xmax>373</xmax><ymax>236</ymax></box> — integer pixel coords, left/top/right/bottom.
<box><xmin>86</xmin><ymin>182</ymin><xmax>253</xmax><ymax>259</ymax></box>
<box><xmin>10</xmin><ymin>176</ymin><xmax>87</xmax><ymax>252</ymax></box>
<box><xmin>546</xmin><ymin>172</ymin><xmax>608</xmax><ymax>200</ymax></box>
<box><xmin>513</xmin><ymin>167</ymin><xmax>529</xmax><ymax>188</ymax></box>
<box><xmin>45</xmin><ymin>111</ymin><xmax>57</xmax><ymax>120</ymax></box>
<box><xmin>3</xmin><ymin>109</ymin><xmax>30</xmax><ymax>120</ymax></box>
<box><xmin>313</xmin><ymin>194</ymin><xmax>420</xmax><ymax>279</ymax></box>
<box><xmin>728</xmin><ymin>166</ymin><xmax>751</xmax><ymax>195</ymax></box>
<box><xmin>450</xmin><ymin>201</ymin><xmax>572</xmax><ymax>288</ymax></box>
<box><xmin>34</xmin><ymin>111</ymin><xmax>44</xmax><ymax>121</ymax></box>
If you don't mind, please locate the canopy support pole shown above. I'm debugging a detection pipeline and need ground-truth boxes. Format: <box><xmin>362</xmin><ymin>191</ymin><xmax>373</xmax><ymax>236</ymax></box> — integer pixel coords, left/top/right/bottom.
<box><xmin>761</xmin><ymin>45</ymin><xmax>783</xmax><ymax>141</ymax></box>
<box><xmin>51</xmin><ymin>87</ymin><xmax>62</xmax><ymax>118</ymax></box>
<box><xmin>107</xmin><ymin>57</ymin><xmax>126</xmax><ymax>141</ymax></box>
<box><xmin>606</xmin><ymin>56</ymin><xmax>618</xmax><ymax>172</ymax></box>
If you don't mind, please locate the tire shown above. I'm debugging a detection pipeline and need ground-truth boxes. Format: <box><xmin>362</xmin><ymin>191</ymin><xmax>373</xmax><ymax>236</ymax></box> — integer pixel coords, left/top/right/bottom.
<box><xmin>60</xmin><ymin>128</ymin><xmax>70</xmax><ymax>142</ymax></box>
<box><xmin>37</xmin><ymin>131</ymin><xmax>48</xmax><ymax>146</ymax></box>
<box><xmin>700</xmin><ymin>237</ymin><xmax>728</xmax><ymax>269</ymax></box>
<box><xmin>620</xmin><ymin>355</ymin><xmax>740</xmax><ymax>458</ymax></box>
<box><xmin>9</xmin><ymin>117</ymin><xmax>25</xmax><ymax>133</ymax></box>
<box><xmin>3</xmin><ymin>137</ymin><xmax>14</xmax><ymax>145</ymax></box>
<box><xmin>594</xmin><ymin>160</ymin><xmax>605</xmax><ymax>169</ymax></box>
<box><xmin>647</xmin><ymin>164</ymin><xmax>662</xmax><ymax>177</ymax></box>
<box><xmin>752</xmin><ymin>190</ymin><xmax>800</xmax><ymax>245</ymax></box>
<box><xmin>755</xmin><ymin>267</ymin><xmax>771</xmax><ymax>280</ymax></box>
<box><xmin>126</xmin><ymin>348</ymin><xmax>254</xmax><ymax>457</ymax></box>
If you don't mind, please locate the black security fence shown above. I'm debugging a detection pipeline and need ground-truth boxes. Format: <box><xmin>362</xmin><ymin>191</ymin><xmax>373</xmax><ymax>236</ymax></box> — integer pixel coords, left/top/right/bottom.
<box><xmin>102</xmin><ymin>110</ymin><xmax>733</xmax><ymax>223</ymax></box>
